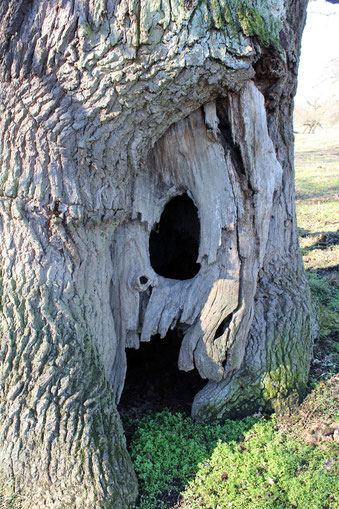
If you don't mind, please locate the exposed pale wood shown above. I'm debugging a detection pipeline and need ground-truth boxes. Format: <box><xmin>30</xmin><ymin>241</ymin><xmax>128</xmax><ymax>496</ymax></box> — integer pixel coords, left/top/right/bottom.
<box><xmin>111</xmin><ymin>84</ymin><xmax>283</xmax><ymax>395</ymax></box>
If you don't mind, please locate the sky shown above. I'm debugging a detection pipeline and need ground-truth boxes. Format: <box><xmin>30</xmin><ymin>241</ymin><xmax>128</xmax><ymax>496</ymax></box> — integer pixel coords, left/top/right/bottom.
<box><xmin>295</xmin><ymin>0</ymin><xmax>339</xmax><ymax>106</ymax></box>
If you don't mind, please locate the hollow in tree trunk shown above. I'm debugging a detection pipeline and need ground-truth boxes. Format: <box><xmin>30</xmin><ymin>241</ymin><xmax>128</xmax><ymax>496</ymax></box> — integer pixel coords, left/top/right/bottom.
<box><xmin>0</xmin><ymin>1</ymin><xmax>314</xmax><ymax>507</ymax></box>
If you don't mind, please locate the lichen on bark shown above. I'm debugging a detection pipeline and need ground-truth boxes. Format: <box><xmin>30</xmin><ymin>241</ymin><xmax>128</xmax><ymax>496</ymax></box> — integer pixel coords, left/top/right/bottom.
<box><xmin>196</xmin><ymin>0</ymin><xmax>283</xmax><ymax>49</ymax></box>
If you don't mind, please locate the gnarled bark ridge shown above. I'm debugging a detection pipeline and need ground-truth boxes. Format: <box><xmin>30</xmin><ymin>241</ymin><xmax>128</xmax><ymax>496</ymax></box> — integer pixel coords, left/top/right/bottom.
<box><xmin>0</xmin><ymin>1</ymin><xmax>313</xmax><ymax>507</ymax></box>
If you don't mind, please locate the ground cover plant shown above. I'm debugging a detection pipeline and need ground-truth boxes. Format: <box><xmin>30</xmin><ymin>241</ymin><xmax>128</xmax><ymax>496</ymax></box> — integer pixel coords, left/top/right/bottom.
<box><xmin>129</xmin><ymin>411</ymin><xmax>259</xmax><ymax>508</ymax></box>
<box><xmin>127</xmin><ymin>129</ymin><xmax>339</xmax><ymax>509</ymax></box>
<box><xmin>129</xmin><ymin>408</ymin><xmax>338</xmax><ymax>509</ymax></box>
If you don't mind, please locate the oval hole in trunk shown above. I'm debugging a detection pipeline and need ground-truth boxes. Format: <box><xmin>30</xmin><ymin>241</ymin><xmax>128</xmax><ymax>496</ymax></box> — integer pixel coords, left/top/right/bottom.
<box><xmin>149</xmin><ymin>193</ymin><xmax>200</xmax><ymax>280</ymax></box>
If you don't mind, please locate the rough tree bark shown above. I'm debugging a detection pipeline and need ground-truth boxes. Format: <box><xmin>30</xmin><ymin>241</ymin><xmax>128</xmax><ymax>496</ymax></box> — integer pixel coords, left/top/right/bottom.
<box><xmin>0</xmin><ymin>1</ymin><xmax>314</xmax><ymax>507</ymax></box>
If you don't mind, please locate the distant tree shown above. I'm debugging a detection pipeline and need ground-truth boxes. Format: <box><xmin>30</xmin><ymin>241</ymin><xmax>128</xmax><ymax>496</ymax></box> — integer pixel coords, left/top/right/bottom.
<box><xmin>303</xmin><ymin>119</ymin><xmax>323</xmax><ymax>133</ymax></box>
<box><xmin>302</xmin><ymin>98</ymin><xmax>323</xmax><ymax>133</ymax></box>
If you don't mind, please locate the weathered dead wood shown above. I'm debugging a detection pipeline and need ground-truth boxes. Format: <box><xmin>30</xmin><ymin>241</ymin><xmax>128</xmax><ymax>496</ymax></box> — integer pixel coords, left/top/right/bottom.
<box><xmin>111</xmin><ymin>84</ymin><xmax>283</xmax><ymax>400</ymax></box>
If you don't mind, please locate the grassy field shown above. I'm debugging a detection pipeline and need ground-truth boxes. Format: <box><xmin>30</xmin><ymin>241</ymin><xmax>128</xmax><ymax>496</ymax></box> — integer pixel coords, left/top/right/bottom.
<box><xmin>295</xmin><ymin>129</ymin><xmax>339</xmax><ymax>387</ymax></box>
<box><xmin>295</xmin><ymin>128</ymin><xmax>339</xmax><ymax>274</ymax></box>
<box><xmin>128</xmin><ymin>130</ymin><xmax>339</xmax><ymax>509</ymax></box>
<box><xmin>1</xmin><ymin>131</ymin><xmax>338</xmax><ymax>508</ymax></box>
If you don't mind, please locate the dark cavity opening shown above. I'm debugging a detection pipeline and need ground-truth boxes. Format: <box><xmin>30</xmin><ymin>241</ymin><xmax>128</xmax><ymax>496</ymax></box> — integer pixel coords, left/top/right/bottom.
<box><xmin>214</xmin><ymin>313</ymin><xmax>233</xmax><ymax>340</ymax></box>
<box><xmin>149</xmin><ymin>193</ymin><xmax>201</xmax><ymax>280</ymax></box>
<box><xmin>118</xmin><ymin>329</ymin><xmax>205</xmax><ymax>416</ymax></box>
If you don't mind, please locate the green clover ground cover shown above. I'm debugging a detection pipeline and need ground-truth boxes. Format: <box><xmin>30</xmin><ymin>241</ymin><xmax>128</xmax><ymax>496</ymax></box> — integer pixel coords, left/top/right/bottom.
<box><xmin>129</xmin><ymin>410</ymin><xmax>338</xmax><ymax>509</ymax></box>
<box><xmin>129</xmin><ymin>411</ymin><xmax>258</xmax><ymax>508</ymax></box>
<box><xmin>181</xmin><ymin>418</ymin><xmax>338</xmax><ymax>509</ymax></box>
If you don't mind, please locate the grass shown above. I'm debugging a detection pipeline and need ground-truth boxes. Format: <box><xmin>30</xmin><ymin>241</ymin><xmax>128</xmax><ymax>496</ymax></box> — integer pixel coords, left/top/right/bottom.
<box><xmin>294</xmin><ymin>130</ymin><xmax>339</xmax><ymax>389</ymax></box>
<box><xmin>295</xmin><ymin>128</ymin><xmax>339</xmax><ymax>273</ymax></box>
<box><xmin>129</xmin><ymin>411</ymin><xmax>259</xmax><ymax>508</ymax></box>
<box><xmin>130</xmin><ymin>409</ymin><xmax>338</xmax><ymax>509</ymax></box>
<box><xmin>128</xmin><ymin>129</ymin><xmax>339</xmax><ymax>509</ymax></box>
<box><xmin>181</xmin><ymin>417</ymin><xmax>337</xmax><ymax>509</ymax></box>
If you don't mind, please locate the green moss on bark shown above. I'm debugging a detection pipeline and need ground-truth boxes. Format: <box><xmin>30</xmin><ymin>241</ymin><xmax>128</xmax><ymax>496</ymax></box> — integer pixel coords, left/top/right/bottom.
<box><xmin>193</xmin><ymin>312</ymin><xmax>313</xmax><ymax>423</ymax></box>
<box><xmin>199</xmin><ymin>0</ymin><xmax>282</xmax><ymax>49</ymax></box>
<box><xmin>80</xmin><ymin>0</ymin><xmax>283</xmax><ymax>53</ymax></box>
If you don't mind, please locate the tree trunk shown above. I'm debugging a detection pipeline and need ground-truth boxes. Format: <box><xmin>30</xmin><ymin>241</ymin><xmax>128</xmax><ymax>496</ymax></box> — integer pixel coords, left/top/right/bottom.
<box><xmin>0</xmin><ymin>0</ymin><xmax>313</xmax><ymax>507</ymax></box>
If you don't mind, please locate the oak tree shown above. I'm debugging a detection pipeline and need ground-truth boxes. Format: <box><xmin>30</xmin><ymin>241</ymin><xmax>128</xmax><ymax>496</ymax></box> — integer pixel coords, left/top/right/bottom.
<box><xmin>0</xmin><ymin>1</ymin><xmax>315</xmax><ymax>507</ymax></box>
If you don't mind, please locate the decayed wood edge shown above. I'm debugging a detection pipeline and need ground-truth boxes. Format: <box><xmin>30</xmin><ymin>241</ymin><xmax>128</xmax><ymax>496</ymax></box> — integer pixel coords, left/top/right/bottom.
<box><xmin>110</xmin><ymin>83</ymin><xmax>284</xmax><ymax>411</ymax></box>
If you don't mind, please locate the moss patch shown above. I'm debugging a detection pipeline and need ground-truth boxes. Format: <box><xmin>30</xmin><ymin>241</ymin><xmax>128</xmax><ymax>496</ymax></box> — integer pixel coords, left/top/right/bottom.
<box><xmin>199</xmin><ymin>0</ymin><xmax>282</xmax><ymax>49</ymax></box>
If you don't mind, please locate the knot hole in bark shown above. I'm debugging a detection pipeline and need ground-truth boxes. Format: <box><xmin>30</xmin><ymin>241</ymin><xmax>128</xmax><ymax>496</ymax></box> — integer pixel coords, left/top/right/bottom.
<box><xmin>149</xmin><ymin>193</ymin><xmax>201</xmax><ymax>280</ymax></box>
<box><xmin>214</xmin><ymin>313</ymin><xmax>233</xmax><ymax>340</ymax></box>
